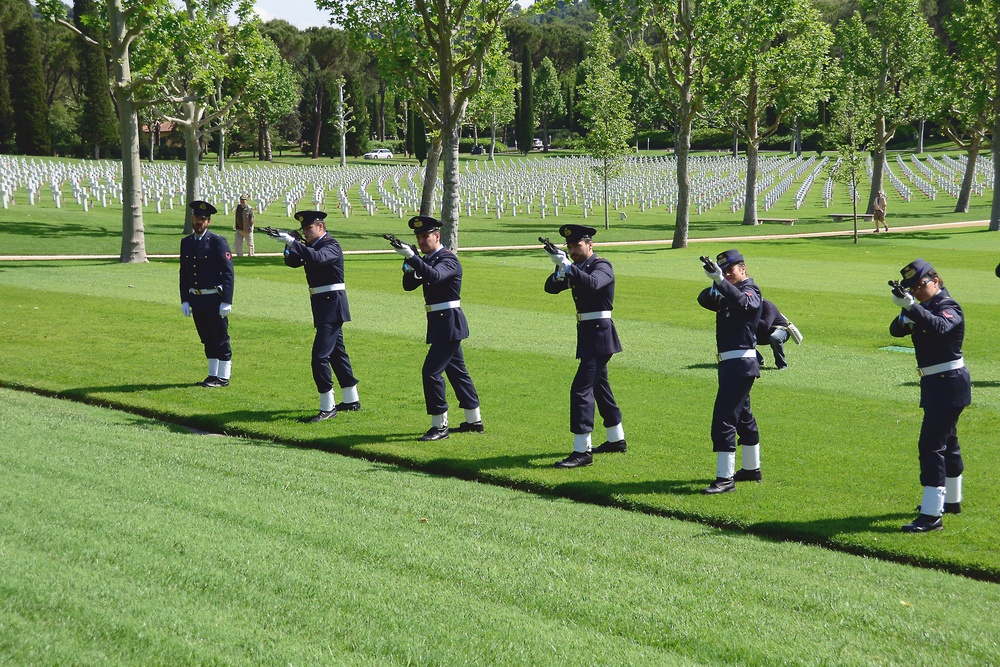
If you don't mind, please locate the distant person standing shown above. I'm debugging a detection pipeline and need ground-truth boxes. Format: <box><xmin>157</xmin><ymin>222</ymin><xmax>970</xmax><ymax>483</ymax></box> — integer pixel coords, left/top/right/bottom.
<box><xmin>234</xmin><ymin>194</ymin><xmax>255</xmax><ymax>256</ymax></box>
<box><xmin>390</xmin><ymin>215</ymin><xmax>483</xmax><ymax>441</ymax></box>
<box><xmin>697</xmin><ymin>249</ymin><xmax>763</xmax><ymax>493</ymax></box>
<box><xmin>889</xmin><ymin>259</ymin><xmax>970</xmax><ymax>533</ymax></box>
<box><xmin>180</xmin><ymin>200</ymin><xmax>234</xmax><ymax>387</ymax></box>
<box><xmin>755</xmin><ymin>299</ymin><xmax>802</xmax><ymax>370</ymax></box>
<box><xmin>543</xmin><ymin>224</ymin><xmax>625</xmax><ymax>469</ymax></box>
<box><xmin>873</xmin><ymin>189</ymin><xmax>889</xmax><ymax>233</ymax></box>
<box><xmin>266</xmin><ymin>211</ymin><xmax>361</xmax><ymax>422</ymax></box>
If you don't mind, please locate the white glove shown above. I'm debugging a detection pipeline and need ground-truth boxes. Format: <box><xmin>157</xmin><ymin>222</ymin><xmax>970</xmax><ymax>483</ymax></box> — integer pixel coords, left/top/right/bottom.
<box><xmin>704</xmin><ymin>265</ymin><xmax>724</xmax><ymax>284</ymax></box>
<box><xmin>181</xmin><ymin>302</ymin><xmax>192</xmax><ymax>317</ymax></box>
<box><xmin>219</xmin><ymin>302</ymin><xmax>232</xmax><ymax>318</ymax></box>
<box><xmin>548</xmin><ymin>249</ymin><xmax>568</xmax><ymax>264</ymax></box>
<box><xmin>277</xmin><ymin>232</ymin><xmax>296</xmax><ymax>245</ymax></box>
<box><xmin>394</xmin><ymin>244</ymin><xmax>416</xmax><ymax>259</ymax></box>
<box><xmin>557</xmin><ymin>255</ymin><xmax>573</xmax><ymax>270</ymax></box>
<box><xmin>891</xmin><ymin>292</ymin><xmax>915</xmax><ymax>310</ymax></box>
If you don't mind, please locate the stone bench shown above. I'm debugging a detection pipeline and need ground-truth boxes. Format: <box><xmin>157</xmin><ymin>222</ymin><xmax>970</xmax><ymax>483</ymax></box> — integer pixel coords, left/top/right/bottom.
<box><xmin>830</xmin><ymin>213</ymin><xmax>874</xmax><ymax>222</ymax></box>
<box><xmin>758</xmin><ymin>217</ymin><xmax>797</xmax><ymax>226</ymax></box>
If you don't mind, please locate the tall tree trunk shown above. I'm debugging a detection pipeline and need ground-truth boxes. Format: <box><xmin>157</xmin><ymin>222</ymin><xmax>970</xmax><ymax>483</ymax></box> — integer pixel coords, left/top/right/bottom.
<box><xmin>312</xmin><ymin>81</ymin><xmax>324</xmax><ymax>160</ymax></box>
<box><xmin>420</xmin><ymin>135</ymin><xmax>443</xmax><ymax>218</ymax></box>
<box><xmin>672</xmin><ymin>104</ymin><xmax>694</xmax><ymax>249</ymax></box>
<box><xmin>337</xmin><ymin>81</ymin><xmax>347</xmax><ymax>167</ymax></box>
<box><xmin>955</xmin><ymin>137</ymin><xmax>981</xmax><ymax>213</ymax></box>
<box><xmin>109</xmin><ymin>0</ymin><xmax>145</xmax><ymax>263</ymax></box>
<box><xmin>991</xmin><ymin>118</ymin><xmax>1000</xmax><ymax>231</ymax></box>
<box><xmin>264</xmin><ymin>125</ymin><xmax>272</xmax><ymax>161</ymax></box>
<box><xmin>440</xmin><ymin>125</ymin><xmax>462</xmax><ymax>249</ymax></box>
<box><xmin>379</xmin><ymin>79</ymin><xmax>386</xmax><ymax>140</ymax></box>
<box><xmin>868</xmin><ymin>115</ymin><xmax>888</xmax><ymax>214</ymax></box>
<box><xmin>741</xmin><ymin>79</ymin><xmax>760</xmax><ymax>226</ymax></box>
<box><xmin>216</xmin><ymin>126</ymin><xmax>226</xmax><ymax>171</ymax></box>
<box><xmin>182</xmin><ymin>111</ymin><xmax>201</xmax><ymax>236</ymax></box>
<box><xmin>917</xmin><ymin>119</ymin><xmax>925</xmax><ymax>154</ymax></box>
<box><xmin>115</xmin><ymin>91</ymin><xmax>146</xmax><ymax>262</ymax></box>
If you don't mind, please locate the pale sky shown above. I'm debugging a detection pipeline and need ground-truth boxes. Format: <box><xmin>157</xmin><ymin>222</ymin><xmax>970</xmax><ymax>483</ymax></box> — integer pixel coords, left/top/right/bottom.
<box><xmin>253</xmin><ymin>1</ymin><xmax>332</xmax><ymax>29</ymax></box>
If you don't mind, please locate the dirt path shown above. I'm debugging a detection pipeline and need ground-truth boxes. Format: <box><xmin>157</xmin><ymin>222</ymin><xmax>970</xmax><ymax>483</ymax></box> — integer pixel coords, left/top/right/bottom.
<box><xmin>0</xmin><ymin>219</ymin><xmax>990</xmax><ymax>261</ymax></box>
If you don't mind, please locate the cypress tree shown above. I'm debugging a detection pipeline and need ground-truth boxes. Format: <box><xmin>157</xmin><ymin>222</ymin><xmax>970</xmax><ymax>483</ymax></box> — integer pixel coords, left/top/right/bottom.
<box><xmin>6</xmin><ymin>12</ymin><xmax>50</xmax><ymax>155</ymax></box>
<box><xmin>0</xmin><ymin>30</ymin><xmax>13</xmax><ymax>150</ymax></box>
<box><xmin>518</xmin><ymin>44</ymin><xmax>533</xmax><ymax>154</ymax></box>
<box><xmin>405</xmin><ymin>100</ymin><xmax>414</xmax><ymax>157</ymax></box>
<box><xmin>74</xmin><ymin>0</ymin><xmax>118</xmax><ymax>158</ymax></box>
<box><xmin>413</xmin><ymin>110</ymin><xmax>427</xmax><ymax>166</ymax></box>
<box><xmin>345</xmin><ymin>75</ymin><xmax>370</xmax><ymax>157</ymax></box>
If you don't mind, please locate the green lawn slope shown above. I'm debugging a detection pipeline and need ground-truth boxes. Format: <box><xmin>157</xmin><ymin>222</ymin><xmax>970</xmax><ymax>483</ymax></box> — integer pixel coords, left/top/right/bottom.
<box><xmin>3</xmin><ymin>227</ymin><xmax>1000</xmax><ymax>578</ymax></box>
<box><xmin>3</xmin><ymin>388</ymin><xmax>999</xmax><ymax>665</ymax></box>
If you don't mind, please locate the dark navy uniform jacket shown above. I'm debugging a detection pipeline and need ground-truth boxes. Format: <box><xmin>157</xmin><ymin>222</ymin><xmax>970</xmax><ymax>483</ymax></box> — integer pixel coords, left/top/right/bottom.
<box><xmin>544</xmin><ymin>254</ymin><xmax>622</xmax><ymax>359</ymax></box>
<box><xmin>284</xmin><ymin>233</ymin><xmax>351</xmax><ymax>327</ymax></box>
<box><xmin>889</xmin><ymin>288</ymin><xmax>971</xmax><ymax>409</ymax></box>
<box><xmin>179</xmin><ymin>231</ymin><xmax>234</xmax><ymax>309</ymax></box>
<box><xmin>697</xmin><ymin>278</ymin><xmax>762</xmax><ymax>378</ymax></box>
<box><xmin>403</xmin><ymin>248</ymin><xmax>469</xmax><ymax>344</ymax></box>
<box><xmin>757</xmin><ymin>299</ymin><xmax>789</xmax><ymax>341</ymax></box>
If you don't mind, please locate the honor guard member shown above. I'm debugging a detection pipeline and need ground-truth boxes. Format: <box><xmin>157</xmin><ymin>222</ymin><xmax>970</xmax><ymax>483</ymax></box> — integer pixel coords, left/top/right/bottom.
<box><xmin>755</xmin><ymin>299</ymin><xmax>802</xmax><ymax>370</ymax></box>
<box><xmin>543</xmin><ymin>224</ymin><xmax>625</xmax><ymax>469</ymax></box>
<box><xmin>698</xmin><ymin>249</ymin><xmax>763</xmax><ymax>493</ymax></box>
<box><xmin>889</xmin><ymin>259</ymin><xmax>970</xmax><ymax>533</ymax></box>
<box><xmin>268</xmin><ymin>211</ymin><xmax>361</xmax><ymax>422</ymax></box>
<box><xmin>180</xmin><ymin>200</ymin><xmax>235</xmax><ymax>387</ymax></box>
<box><xmin>393</xmin><ymin>215</ymin><xmax>483</xmax><ymax>440</ymax></box>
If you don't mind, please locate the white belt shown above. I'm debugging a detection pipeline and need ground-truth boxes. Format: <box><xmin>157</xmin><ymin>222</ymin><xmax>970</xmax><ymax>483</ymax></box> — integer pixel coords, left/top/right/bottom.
<box><xmin>918</xmin><ymin>358</ymin><xmax>965</xmax><ymax>377</ymax></box>
<box><xmin>577</xmin><ymin>310</ymin><xmax>612</xmax><ymax>322</ymax></box>
<box><xmin>426</xmin><ymin>300</ymin><xmax>461</xmax><ymax>312</ymax></box>
<box><xmin>309</xmin><ymin>283</ymin><xmax>346</xmax><ymax>295</ymax></box>
<box><xmin>718</xmin><ymin>349</ymin><xmax>757</xmax><ymax>362</ymax></box>
<box><xmin>189</xmin><ymin>287</ymin><xmax>219</xmax><ymax>295</ymax></box>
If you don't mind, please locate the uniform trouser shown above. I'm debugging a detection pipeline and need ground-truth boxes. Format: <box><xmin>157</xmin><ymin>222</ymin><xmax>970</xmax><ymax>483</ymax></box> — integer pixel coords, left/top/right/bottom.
<box><xmin>312</xmin><ymin>322</ymin><xmax>358</xmax><ymax>394</ymax></box>
<box><xmin>918</xmin><ymin>406</ymin><xmax>965</xmax><ymax>488</ymax></box>
<box><xmin>192</xmin><ymin>307</ymin><xmax>231</xmax><ymax>361</ymax></box>
<box><xmin>422</xmin><ymin>341</ymin><xmax>480</xmax><ymax>415</ymax></box>
<box><xmin>711</xmin><ymin>375</ymin><xmax>758</xmax><ymax>452</ymax></box>
<box><xmin>770</xmin><ymin>328</ymin><xmax>789</xmax><ymax>368</ymax></box>
<box><xmin>234</xmin><ymin>230</ymin><xmax>254</xmax><ymax>256</ymax></box>
<box><xmin>570</xmin><ymin>354</ymin><xmax>622</xmax><ymax>435</ymax></box>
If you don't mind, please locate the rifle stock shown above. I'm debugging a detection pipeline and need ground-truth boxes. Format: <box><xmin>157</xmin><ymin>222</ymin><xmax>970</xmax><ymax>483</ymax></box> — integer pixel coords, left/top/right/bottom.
<box><xmin>539</xmin><ymin>236</ymin><xmax>561</xmax><ymax>255</ymax></box>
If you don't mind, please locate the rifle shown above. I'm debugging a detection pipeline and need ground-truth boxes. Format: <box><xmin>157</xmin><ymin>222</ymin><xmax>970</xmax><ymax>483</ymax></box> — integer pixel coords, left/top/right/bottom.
<box><xmin>539</xmin><ymin>236</ymin><xmax>562</xmax><ymax>255</ymax></box>
<box><xmin>888</xmin><ymin>280</ymin><xmax>907</xmax><ymax>298</ymax></box>
<box><xmin>261</xmin><ymin>226</ymin><xmax>300</xmax><ymax>242</ymax></box>
<box><xmin>700</xmin><ymin>255</ymin><xmax>719</xmax><ymax>272</ymax></box>
<box><xmin>383</xmin><ymin>233</ymin><xmax>418</xmax><ymax>255</ymax></box>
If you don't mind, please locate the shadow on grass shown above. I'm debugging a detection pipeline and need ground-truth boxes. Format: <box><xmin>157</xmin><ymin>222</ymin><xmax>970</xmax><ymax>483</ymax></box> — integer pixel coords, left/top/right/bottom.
<box><xmin>9</xmin><ymin>380</ymin><xmax>1000</xmax><ymax>584</ymax></box>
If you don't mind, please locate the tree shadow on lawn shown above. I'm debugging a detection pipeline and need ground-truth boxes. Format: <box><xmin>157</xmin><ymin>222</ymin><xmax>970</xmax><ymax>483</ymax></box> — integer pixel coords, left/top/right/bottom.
<box><xmin>0</xmin><ymin>221</ymin><xmax>117</xmax><ymax>238</ymax></box>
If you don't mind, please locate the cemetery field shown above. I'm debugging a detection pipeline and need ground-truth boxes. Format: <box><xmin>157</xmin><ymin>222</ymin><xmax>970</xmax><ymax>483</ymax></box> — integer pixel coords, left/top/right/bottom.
<box><xmin>0</xmin><ymin>152</ymin><xmax>993</xmax><ymax>257</ymax></box>
<box><xmin>3</xmin><ymin>388</ymin><xmax>1000</xmax><ymax>666</ymax></box>
<box><xmin>3</xmin><ymin>229</ymin><xmax>1000</xmax><ymax>581</ymax></box>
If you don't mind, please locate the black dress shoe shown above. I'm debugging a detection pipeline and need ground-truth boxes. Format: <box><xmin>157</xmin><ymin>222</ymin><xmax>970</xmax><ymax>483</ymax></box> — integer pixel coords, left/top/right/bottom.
<box><xmin>733</xmin><ymin>468</ymin><xmax>762</xmax><ymax>482</ymax></box>
<box><xmin>202</xmin><ymin>376</ymin><xmax>229</xmax><ymax>387</ymax></box>
<box><xmin>702</xmin><ymin>477</ymin><xmax>736</xmax><ymax>494</ymax></box>
<box><xmin>915</xmin><ymin>502</ymin><xmax>961</xmax><ymax>515</ymax></box>
<box><xmin>308</xmin><ymin>409</ymin><xmax>337</xmax><ymax>422</ymax></box>
<box><xmin>419</xmin><ymin>426</ymin><xmax>449</xmax><ymax>441</ymax></box>
<box><xmin>555</xmin><ymin>451</ymin><xmax>593</xmax><ymax>468</ymax></box>
<box><xmin>335</xmin><ymin>401</ymin><xmax>362</xmax><ymax>411</ymax></box>
<box><xmin>902</xmin><ymin>513</ymin><xmax>943</xmax><ymax>533</ymax></box>
<box><xmin>452</xmin><ymin>421</ymin><xmax>484</xmax><ymax>433</ymax></box>
<box><xmin>592</xmin><ymin>439</ymin><xmax>627</xmax><ymax>454</ymax></box>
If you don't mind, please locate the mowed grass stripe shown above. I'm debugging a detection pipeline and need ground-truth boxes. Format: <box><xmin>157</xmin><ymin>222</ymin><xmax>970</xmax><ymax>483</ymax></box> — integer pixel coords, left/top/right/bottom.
<box><xmin>2</xmin><ymin>232</ymin><xmax>1000</xmax><ymax>577</ymax></box>
<box><xmin>2</xmin><ymin>388</ymin><xmax>999</xmax><ymax>665</ymax></box>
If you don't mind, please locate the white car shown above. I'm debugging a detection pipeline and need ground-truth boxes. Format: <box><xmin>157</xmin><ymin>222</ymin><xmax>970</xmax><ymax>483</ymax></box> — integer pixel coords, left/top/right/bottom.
<box><xmin>363</xmin><ymin>148</ymin><xmax>394</xmax><ymax>159</ymax></box>
<box><xmin>532</xmin><ymin>138</ymin><xmax>544</xmax><ymax>150</ymax></box>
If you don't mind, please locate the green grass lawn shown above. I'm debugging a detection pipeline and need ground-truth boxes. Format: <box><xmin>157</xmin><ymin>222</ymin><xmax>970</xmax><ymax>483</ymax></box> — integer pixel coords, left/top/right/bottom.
<box><xmin>3</xmin><ymin>227</ymin><xmax>1000</xmax><ymax>579</ymax></box>
<box><xmin>0</xmin><ymin>152</ymin><xmax>992</xmax><ymax>256</ymax></box>
<box><xmin>3</xmin><ymin>388</ymin><xmax>999</xmax><ymax>666</ymax></box>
